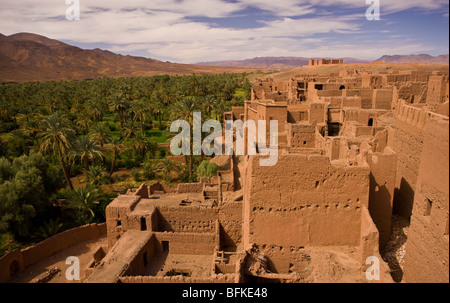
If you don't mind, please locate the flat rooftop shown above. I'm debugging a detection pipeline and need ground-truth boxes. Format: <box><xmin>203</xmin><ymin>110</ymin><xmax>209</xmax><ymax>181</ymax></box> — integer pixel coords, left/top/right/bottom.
<box><xmin>128</xmin><ymin>193</ymin><xmax>207</xmax><ymax>216</ymax></box>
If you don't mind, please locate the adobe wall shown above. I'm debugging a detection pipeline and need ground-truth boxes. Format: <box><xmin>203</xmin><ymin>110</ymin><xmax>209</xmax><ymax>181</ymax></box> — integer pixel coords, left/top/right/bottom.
<box><xmin>106</xmin><ymin>195</ymin><xmax>141</xmax><ymax>247</ymax></box>
<box><xmin>149</xmin><ymin>182</ymin><xmax>175</xmax><ymax>194</ymax></box>
<box><xmin>251</xmin><ymin>245</ymin><xmax>312</xmax><ymax>275</ymax></box>
<box><xmin>287</xmin><ymin>109</ymin><xmax>308</xmax><ymax>124</ymax></box>
<box><xmin>387</xmin><ymin>102</ymin><xmax>427</xmax><ymax>218</ymax></box>
<box><xmin>309</xmin><ymin>103</ymin><xmax>327</xmax><ymax>124</ymax></box>
<box><xmin>231</xmin><ymin>107</ymin><xmax>245</xmax><ymax>121</ymax></box>
<box><xmin>403</xmin><ymin>112</ymin><xmax>449</xmax><ymax>283</ymax></box>
<box><xmin>359</xmin><ymin>206</ymin><xmax>390</xmax><ymax>277</ymax></box>
<box><xmin>367</xmin><ymin>149</ymin><xmax>397</xmax><ymax>249</ymax></box>
<box><xmin>287</xmin><ymin>124</ymin><xmax>316</xmax><ymax>148</ymax></box>
<box><xmin>243</xmin><ymin>154</ymin><xmax>370</xmax><ymax>249</ymax></box>
<box><xmin>218</xmin><ymin>202</ymin><xmax>242</xmax><ymax>249</ymax></box>
<box><xmin>315</xmin><ymin>130</ymin><xmax>340</xmax><ymax>160</ymax></box>
<box><xmin>86</xmin><ymin>230</ymin><xmax>154</xmax><ymax>283</ymax></box>
<box><xmin>123</xmin><ymin>234</ymin><xmax>158</xmax><ymax>277</ymax></box>
<box><xmin>157</xmin><ymin>206</ymin><xmax>218</xmax><ymax>233</ymax></box>
<box><xmin>119</xmin><ymin>274</ymin><xmax>237</xmax><ymax>283</ymax></box>
<box><xmin>154</xmin><ymin>232</ymin><xmax>217</xmax><ymax>255</ymax></box>
<box><xmin>372</xmin><ymin>88</ymin><xmax>393</xmax><ymax>110</ymax></box>
<box><xmin>426</xmin><ymin>75</ymin><xmax>449</xmax><ymax>110</ymax></box>
<box><xmin>176</xmin><ymin>182</ymin><xmax>204</xmax><ymax>194</ymax></box>
<box><xmin>125</xmin><ymin>207</ymin><xmax>159</xmax><ymax>232</ymax></box>
<box><xmin>342</xmin><ymin>109</ymin><xmax>390</xmax><ymax>128</ymax></box>
<box><xmin>0</xmin><ymin>223</ymin><xmax>106</xmax><ymax>283</ymax></box>
<box><xmin>134</xmin><ymin>184</ymin><xmax>150</xmax><ymax>198</ymax></box>
<box><xmin>346</xmin><ymin>89</ymin><xmax>374</xmax><ymax>109</ymax></box>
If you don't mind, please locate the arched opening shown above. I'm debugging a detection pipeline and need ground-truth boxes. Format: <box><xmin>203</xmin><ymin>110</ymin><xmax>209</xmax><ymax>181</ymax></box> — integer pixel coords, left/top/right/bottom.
<box><xmin>368</xmin><ymin>118</ymin><xmax>374</xmax><ymax>127</ymax></box>
<box><xmin>339</xmin><ymin>85</ymin><xmax>345</xmax><ymax>90</ymax></box>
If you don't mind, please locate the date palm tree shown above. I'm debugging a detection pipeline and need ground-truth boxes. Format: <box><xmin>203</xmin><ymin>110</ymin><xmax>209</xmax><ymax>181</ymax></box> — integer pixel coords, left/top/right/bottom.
<box><xmin>152</xmin><ymin>101</ymin><xmax>165</xmax><ymax>125</ymax></box>
<box><xmin>169</xmin><ymin>96</ymin><xmax>200</xmax><ymax>178</ymax></box>
<box><xmin>203</xmin><ymin>96</ymin><xmax>217</xmax><ymax>119</ymax></box>
<box><xmin>131</xmin><ymin>99</ymin><xmax>151</xmax><ymax>132</ymax></box>
<box><xmin>76</xmin><ymin>110</ymin><xmax>93</xmax><ymax>134</ymax></box>
<box><xmin>69</xmin><ymin>135</ymin><xmax>105</xmax><ymax>176</ymax></box>
<box><xmin>65</xmin><ymin>185</ymin><xmax>100</xmax><ymax>224</ymax></box>
<box><xmin>107</xmin><ymin>137</ymin><xmax>126</xmax><ymax>178</ymax></box>
<box><xmin>108</xmin><ymin>93</ymin><xmax>130</xmax><ymax>128</ymax></box>
<box><xmin>133</xmin><ymin>131</ymin><xmax>149</xmax><ymax>158</ymax></box>
<box><xmin>213</xmin><ymin>100</ymin><xmax>228</xmax><ymax>122</ymax></box>
<box><xmin>39</xmin><ymin>112</ymin><xmax>75</xmax><ymax>191</ymax></box>
<box><xmin>89</xmin><ymin>123</ymin><xmax>112</xmax><ymax>166</ymax></box>
<box><xmin>122</xmin><ymin>120</ymin><xmax>139</xmax><ymax>140</ymax></box>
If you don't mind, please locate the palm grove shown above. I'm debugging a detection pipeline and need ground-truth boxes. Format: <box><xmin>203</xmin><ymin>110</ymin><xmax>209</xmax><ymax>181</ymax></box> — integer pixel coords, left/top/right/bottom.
<box><xmin>0</xmin><ymin>73</ymin><xmax>251</xmax><ymax>254</ymax></box>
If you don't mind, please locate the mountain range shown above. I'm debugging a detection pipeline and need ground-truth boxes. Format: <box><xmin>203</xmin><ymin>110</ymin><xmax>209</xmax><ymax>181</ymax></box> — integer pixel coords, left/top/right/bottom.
<box><xmin>198</xmin><ymin>54</ymin><xmax>449</xmax><ymax>69</ymax></box>
<box><xmin>0</xmin><ymin>33</ymin><xmax>448</xmax><ymax>83</ymax></box>
<box><xmin>375</xmin><ymin>54</ymin><xmax>449</xmax><ymax>64</ymax></box>
<box><xmin>0</xmin><ymin>33</ymin><xmax>253</xmax><ymax>83</ymax></box>
<box><xmin>197</xmin><ymin>57</ymin><xmax>373</xmax><ymax>70</ymax></box>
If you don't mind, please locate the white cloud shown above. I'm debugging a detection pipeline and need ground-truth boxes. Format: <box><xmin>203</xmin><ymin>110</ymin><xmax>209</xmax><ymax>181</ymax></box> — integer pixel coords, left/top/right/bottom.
<box><xmin>0</xmin><ymin>0</ymin><xmax>448</xmax><ymax>63</ymax></box>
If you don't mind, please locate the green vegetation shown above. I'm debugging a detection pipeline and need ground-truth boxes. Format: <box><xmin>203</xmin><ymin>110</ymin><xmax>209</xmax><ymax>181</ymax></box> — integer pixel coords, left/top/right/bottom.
<box><xmin>196</xmin><ymin>160</ymin><xmax>219</xmax><ymax>181</ymax></box>
<box><xmin>0</xmin><ymin>73</ymin><xmax>251</xmax><ymax>254</ymax></box>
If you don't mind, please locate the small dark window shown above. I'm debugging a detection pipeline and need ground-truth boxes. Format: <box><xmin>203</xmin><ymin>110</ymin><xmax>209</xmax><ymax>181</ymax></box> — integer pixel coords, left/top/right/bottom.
<box><xmin>141</xmin><ymin>217</ymin><xmax>147</xmax><ymax>231</ymax></box>
<box><xmin>368</xmin><ymin>118</ymin><xmax>374</xmax><ymax>127</ymax></box>
<box><xmin>339</xmin><ymin>85</ymin><xmax>345</xmax><ymax>90</ymax></box>
<box><xmin>143</xmin><ymin>252</ymin><xmax>148</xmax><ymax>267</ymax></box>
<box><xmin>315</xmin><ymin>84</ymin><xmax>323</xmax><ymax>90</ymax></box>
<box><xmin>424</xmin><ymin>198</ymin><xmax>433</xmax><ymax>216</ymax></box>
<box><xmin>303</xmin><ymin>141</ymin><xmax>307</xmax><ymax>145</ymax></box>
<box><xmin>162</xmin><ymin>241</ymin><xmax>169</xmax><ymax>252</ymax></box>
<box><xmin>117</xmin><ymin>220</ymin><xmax>122</xmax><ymax>227</ymax></box>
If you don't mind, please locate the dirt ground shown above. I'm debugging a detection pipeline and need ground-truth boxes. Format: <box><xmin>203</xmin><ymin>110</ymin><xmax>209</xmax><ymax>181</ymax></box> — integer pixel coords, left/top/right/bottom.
<box><xmin>9</xmin><ymin>235</ymin><xmax>107</xmax><ymax>283</ymax></box>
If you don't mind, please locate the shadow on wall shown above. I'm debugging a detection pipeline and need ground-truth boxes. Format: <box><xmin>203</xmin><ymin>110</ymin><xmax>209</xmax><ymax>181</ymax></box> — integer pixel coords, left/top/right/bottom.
<box><xmin>369</xmin><ymin>172</ymin><xmax>393</xmax><ymax>249</ymax></box>
<box><xmin>393</xmin><ymin>177</ymin><xmax>415</xmax><ymax>219</ymax></box>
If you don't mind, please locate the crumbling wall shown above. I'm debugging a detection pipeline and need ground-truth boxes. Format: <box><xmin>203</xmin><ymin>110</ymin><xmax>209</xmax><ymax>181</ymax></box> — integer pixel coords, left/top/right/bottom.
<box><xmin>251</xmin><ymin>245</ymin><xmax>311</xmax><ymax>275</ymax></box>
<box><xmin>157</xmin><ymin>206</ymin><xmax>218</xmax><ymax>233</ymax></box>
<box><xmin>243</xmin><ymin>154</ymin><xmax>370</xmax><ymax>249</ymax></box>
<box><xmin>149</xmin><ymin>182</ymin><xmax>174</xmax><ymax>194</ymax></box>
<box><xmin>373</xmin><ymin>88</ymin><xmax>393</xmax><ymax>110</ymax></box>
<box><xmin>359</xmin><ymin>206</ymin><xmax>383</xmax><ymax>270</ymax></box>
<box><xmin>123</xmin><ymin>234</ymin><xmax>158</xmax><ymax>277</ymax></box>
<box><xmin>309</xmin><ymin>103</ymin><xmax>326</xmax><ymax>124</ymax></box>
<box><xmin>403</xmin><ymin>112</ymin><xmax>449</xmax><ymax>283</ymax></box>
<box><xmin>367</xmin><ymin>149</ymin><xmax>397</xmax><ymax>249</ymax></box>
<box><xmin>388</xmin><ymin>102</ymin><xmax>427</xmax><ymax>218</ymax></box>
<box><xmin>218</xmin><ymin>202</ymin><xmax>242</xmax><ymax>249</ymax></box>
<box><xmin>287</xmin><ymin>124</ymin><xmax>316</xmax><ymax>148</ymax></box>
<box><xmin>176</xmin><ymin>182</ymin><xmax>204</xmax><ymax>194</ymax></box>
<box><xmin>134</xmin><ymin>184</ymin><xmax>150</xmax><ymax>198</ymax></box>
<box><xmin>119</xmin><ymin>274</ymin><xmax>237</xmax><ymax>283</ymax></box>
<box><xmin>346</xmin><ymin>89</ymin><xmax>373</xmax><ymax>109</ymax></box>
<box><xmin>154</xmin><ymin>232</ymin><xmax>217</xmax><ymax>255</ymax></box>
<box><xmin>106</xmin><ymin>195</ymin><xmax>141</xmax><ymax>247</ymax></box>
<box><xmin>426</xmin><ymin>75</ymin><xmax>449</xmax><ymax>110</ymax></box>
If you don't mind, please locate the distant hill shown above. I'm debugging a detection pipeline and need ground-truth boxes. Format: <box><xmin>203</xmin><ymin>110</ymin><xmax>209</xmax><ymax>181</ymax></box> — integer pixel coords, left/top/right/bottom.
<box><xmin>0</xmin><ymin>33</ymin><xmax>254</xmax><ymax>83</ymax></box>
<box><xmin>197</xmin><ymin>57</ymin><xmax>373</xmax><ymax>70</ymax></box>
<box><xmin>375</xmin><ymin>54</ymin><xmax>449</xmax><ymax>64</ymax></box>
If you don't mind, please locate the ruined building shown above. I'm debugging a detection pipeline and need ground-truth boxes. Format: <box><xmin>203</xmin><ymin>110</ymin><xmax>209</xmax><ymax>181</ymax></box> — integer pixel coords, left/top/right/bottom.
<box><xmin>1</xmin><ymin>66</ymin><xmax>448</xmax><ymax>283</ymax></box>
<box><xmin>309</xmin><ymin>59</ymin><xmax>344</xmax><ymax>66</ymax></box>
<box><xmin>84</xmin><ymin>67</ymin><xmax>448</xmax><ymax>283</ymax></box>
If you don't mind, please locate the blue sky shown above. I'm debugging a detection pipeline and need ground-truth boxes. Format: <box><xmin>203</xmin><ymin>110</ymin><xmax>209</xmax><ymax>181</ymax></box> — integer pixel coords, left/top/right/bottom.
<box><xmin>0</xmin><ymin>0</ymin><xmax>448</xmax><ymax>63</ymax></box>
